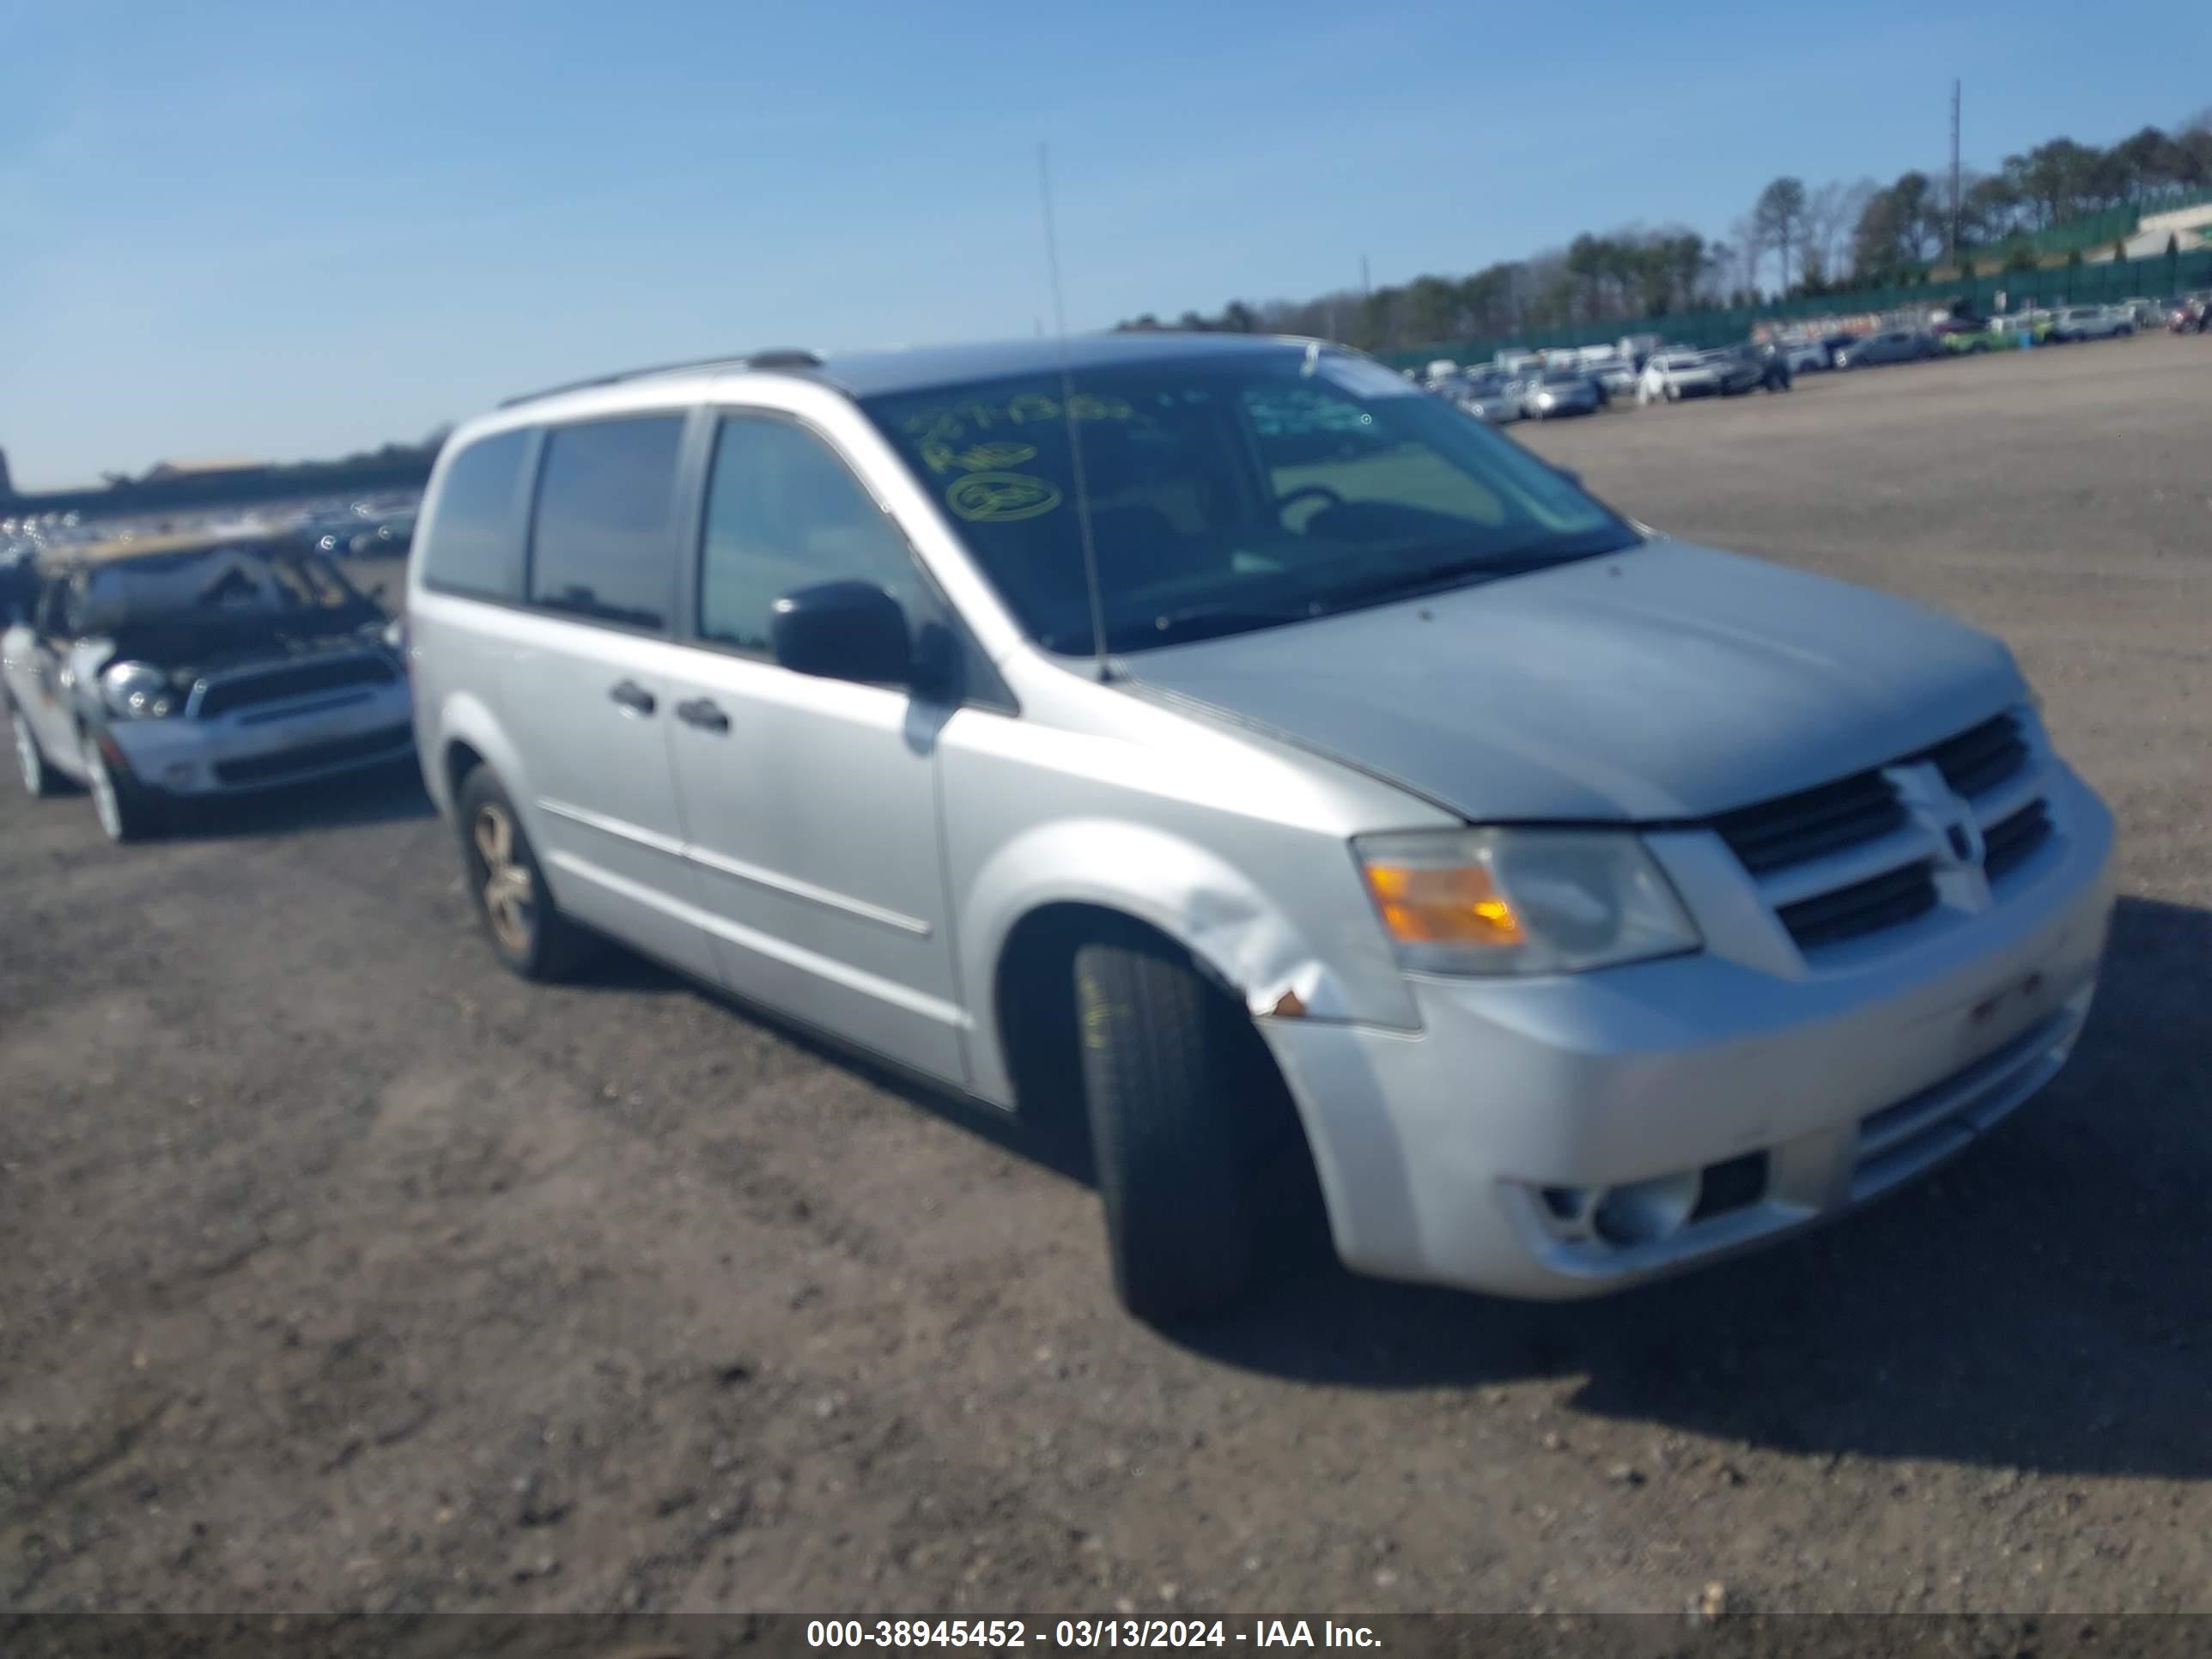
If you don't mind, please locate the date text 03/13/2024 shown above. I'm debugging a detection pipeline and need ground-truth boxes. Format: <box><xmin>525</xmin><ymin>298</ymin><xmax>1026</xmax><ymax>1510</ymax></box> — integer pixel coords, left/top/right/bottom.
<box><xmin>805</xmin><ymin>1621</ymin><xmax>1384</xmax><ymax>1650</ymax></box>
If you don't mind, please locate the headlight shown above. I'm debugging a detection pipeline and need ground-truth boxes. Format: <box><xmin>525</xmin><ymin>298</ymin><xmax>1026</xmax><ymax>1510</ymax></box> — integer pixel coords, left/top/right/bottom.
<box><xmin>100</xmin><ymin>660</ymin><xmax>180</xmax><ymax>720</ymax></box>
<box><xmin>1354</xmin><ymin>828</ymin><xmax>1700</xmax><ymax>975</ymax></box>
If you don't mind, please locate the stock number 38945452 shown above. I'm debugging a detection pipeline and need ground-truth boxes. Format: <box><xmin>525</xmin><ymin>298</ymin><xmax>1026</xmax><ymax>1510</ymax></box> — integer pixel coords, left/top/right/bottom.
<box><xmin>805</xmin><ymin>1621</ymin><xmax>1231</xmax><ymax>1649</ymax></box>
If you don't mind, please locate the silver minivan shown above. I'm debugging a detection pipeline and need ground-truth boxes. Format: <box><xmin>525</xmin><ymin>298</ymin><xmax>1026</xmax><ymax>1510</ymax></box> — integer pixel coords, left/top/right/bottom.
<box><xmin>405</xmin><ymin>335</ymin><xmax>2115</xmax><ymax>1324</ymax></box>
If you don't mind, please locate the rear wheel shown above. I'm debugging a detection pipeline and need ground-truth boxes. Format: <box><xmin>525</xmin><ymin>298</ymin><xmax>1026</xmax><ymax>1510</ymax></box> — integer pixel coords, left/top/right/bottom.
<box><xmin>1074</xmin><ymin>931</ymin><xmax>1298</xmax><ymax>1324</ymax></box>
<box><xmin>455</xmin><ymin>764</ymin><xmax>595</xmax><ymax>981</ymax></box>
<box><xmin>11</xmin><ymin>706</ymin><xmax>62</xmax><ymax>799</ymax></box>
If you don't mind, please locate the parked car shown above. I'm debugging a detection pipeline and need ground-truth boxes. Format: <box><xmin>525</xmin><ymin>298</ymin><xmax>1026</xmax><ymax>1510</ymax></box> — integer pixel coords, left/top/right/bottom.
<box><xmin>1449</xmin><ymin>369</ymin><xmax>1523</xmax><ymax>423</ymax></box>
<box><xmin>0</xmin><ymin>544</ymin><xmax>39</xmax><ymax>624</ymax></box>
<box><xmin>1939</xmin><ymin>324</ymin><xmax>2008</xmax><ymax>355</ymax></box>
<box><xmin>1638</xmin><ymin>348</ymin><xmax>1757</xmax><ymax>403</ymax></box>
<box><xmin>1768</xmin><ymin>337</ymin><xmax>1831</xmax><ymax>374</ymax></box>
<box><xmin>405</xmin><ymin>334</ymin><xmax>2116</xmax><ymax>1325</ymax></box>
<box><xmin>1834</xmin><ymin>329</ymin><xmax>1937</xmax><ymax>368</ymax></box>
<box><xmin>1521</xmin><ymin>368</ymin><xmax>1602</xmax><ymax>420</ymax></box>
<box><xmin>2</xmin><ymin>527</ymin><xmax>412</xmax><ymax>842</ymax></box>
<box><xmin>1590</xmin><ymin>358</ymin><xmax>1641</xmax><ymax>400</ymax></box>
<box><xmin>1988</xmin><ymin>313</ymin><xmax>2051</xmax><ymax>346</ymax></box>
<box><xmin>1731</xmin><ymin>343</ymin><xmax>1794</xmax><ymax>392</ymax></box>
<box><xmin>349</xmin><ymin>512</ymin><xmax>417</xmax><ymax>558</ymax></box>
<box><xmin>2169</xmin><ymin>296</ymin><xmax>2209</xmax><ymax>335</ymax></box>
<box><xmin>2046</xmin><ymin>306</ymin><xmax>2134</xmax><ymax>343</ymax></box>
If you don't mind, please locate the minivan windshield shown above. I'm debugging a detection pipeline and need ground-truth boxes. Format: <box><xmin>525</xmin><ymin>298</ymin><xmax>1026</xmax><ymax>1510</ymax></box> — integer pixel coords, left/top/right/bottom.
<box><xmin>861</xmin><ymin>350</ymin><xmax>1640</xmax><ymax>653</ymax></box>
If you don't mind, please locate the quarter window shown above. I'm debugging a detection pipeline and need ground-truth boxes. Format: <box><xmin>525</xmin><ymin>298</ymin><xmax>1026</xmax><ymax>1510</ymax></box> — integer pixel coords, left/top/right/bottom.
<box><xmin>419</xmin><ymin>428</ymin><xmax>530</xmax><ymax>599</ymax></box>
<box><xmin>697</xmin><ymin>416</ymin><xmax>928</xmax><ymax>653</ymax></box>
<box><xmin>528</xmin><ymin>415</ymin><xmax>686</xmax><ymax>630</ymax></box>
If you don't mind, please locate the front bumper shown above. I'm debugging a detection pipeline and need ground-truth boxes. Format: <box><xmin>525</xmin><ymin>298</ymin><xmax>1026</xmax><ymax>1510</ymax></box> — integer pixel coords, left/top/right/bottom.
<box><xmin>106</xmin><ymin>678</ymin><xmax>416</xmax><ymax>797</ymax></box>
<box><xmin>1261</xmin><ymin>763</ymin><xmax>2118</xmax><ymax>1299</ymax></box>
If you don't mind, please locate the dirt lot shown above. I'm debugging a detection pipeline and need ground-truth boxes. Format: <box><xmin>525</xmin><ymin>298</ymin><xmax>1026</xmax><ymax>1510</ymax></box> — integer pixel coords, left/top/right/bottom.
<box><xmin>3</xmin><ymin>335</ymin><xmax>2207</xmax><ymax>1621</ymax></box>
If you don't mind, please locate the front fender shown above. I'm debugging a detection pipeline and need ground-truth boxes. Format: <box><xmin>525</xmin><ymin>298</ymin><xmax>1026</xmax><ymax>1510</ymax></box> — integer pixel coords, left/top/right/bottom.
<box><xmin>957</xmin><ymin>816</ymin><xmax>1418</xmax><ymax>1106</ymax></box>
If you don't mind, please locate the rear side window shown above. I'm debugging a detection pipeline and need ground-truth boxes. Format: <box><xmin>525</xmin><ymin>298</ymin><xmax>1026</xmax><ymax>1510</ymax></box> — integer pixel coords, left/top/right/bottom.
<box><xmin>528</xmin><ymin>415</ymin><xmax>686</xmax><ymax>630</ymax></box>
<box><xmin>420</xmin><ymin>428</ymin><xmax>530</xmax><ymax>598</ymax></box>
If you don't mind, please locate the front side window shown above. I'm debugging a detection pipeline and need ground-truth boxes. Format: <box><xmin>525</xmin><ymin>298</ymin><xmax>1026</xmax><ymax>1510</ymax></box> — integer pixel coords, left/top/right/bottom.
<box><xmin>696</xmin><ymin>415</ymin><xmax>930</xmax><ymax>653</ymax></box>
<box><xmin>528</xmin><ymin>415</ymin><xmax>686</xmax><ymax>629</ymax></box>
<box><xmin>421</xmin><ymin>427</ymin><xmax>530</xmax><ymax>598</ymax></box>
<box><xmin>860</xmin><ymin>350</ymin><xmax>1636</xmax><ymax>653</ymax></box>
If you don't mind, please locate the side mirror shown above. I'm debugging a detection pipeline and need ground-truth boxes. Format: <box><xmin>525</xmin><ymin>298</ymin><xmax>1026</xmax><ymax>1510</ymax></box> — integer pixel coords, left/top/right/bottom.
<box><xmin>381</xmin><ymin>617</ymin><xmax>407</xmax><ymax>653</ymax></box>
<box><xmin>1555</xmin><ymin>465</ymin><xmax>1583</xmax><ymax>489</ymax></box>
<box><xmin>770</xmin><ymin>580</ymin><xmax>914</xmax><ymax>686</ymax></box>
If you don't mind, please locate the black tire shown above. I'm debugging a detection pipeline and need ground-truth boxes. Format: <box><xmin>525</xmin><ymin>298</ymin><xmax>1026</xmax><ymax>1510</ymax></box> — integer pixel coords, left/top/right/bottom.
<box><xmin>1073</xmin><ymin>931</ymin><xmax>1291</xmax><ymax>1323</ymax></box>
<box><xmin>455</xmin><ymin>763</ymin><xmax>596</xmax><ymax>981</ymax></box>
<box><xmin>9</xmin><ymin>702</ymin><xmax>64</xmax><ymax>799</ymax></box>
<box><xmin>82</xmin><ymin>727</ymin><xmax>165</xmax><ymax>842</ymax></box>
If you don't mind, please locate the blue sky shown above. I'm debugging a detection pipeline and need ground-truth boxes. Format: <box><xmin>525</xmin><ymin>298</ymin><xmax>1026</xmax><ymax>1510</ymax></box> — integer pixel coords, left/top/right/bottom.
<box><xmin>3</xmin><ymin>0</ymin><xmax>2204</xmax><ymax>488</ymax></box>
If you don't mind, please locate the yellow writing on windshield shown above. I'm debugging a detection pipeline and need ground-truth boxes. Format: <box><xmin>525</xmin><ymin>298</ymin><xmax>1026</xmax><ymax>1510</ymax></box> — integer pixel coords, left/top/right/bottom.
<box><xmin>918</xmin><ymin>439</ymin><xmax>1040</xmax><ymax>476</ymax></box>
<box><xmin>903</xmin><ymin>393</ymin><xmax>1141</xmax><ymax>452</ymax></box>
<box><xmin>945</xmin><ymin>471</ymin><xmax>1062</xmax><ymax>523</ymax></box>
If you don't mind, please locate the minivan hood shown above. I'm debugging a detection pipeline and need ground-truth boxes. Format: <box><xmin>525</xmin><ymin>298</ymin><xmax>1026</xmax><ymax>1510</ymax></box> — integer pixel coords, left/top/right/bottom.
<box><xmin>1118</xmin><ymin>540</ymin><xmax>2027</xmax><ymax>822</ymax></box>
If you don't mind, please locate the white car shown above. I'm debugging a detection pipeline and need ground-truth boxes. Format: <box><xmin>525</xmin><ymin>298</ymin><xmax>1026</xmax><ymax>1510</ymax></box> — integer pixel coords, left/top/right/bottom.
<box><xmin>3</xmin><ymin>527</ymin><xmax>413</xmax><ymax>841</ymax></box>
<box><xmin>2047</xmin><ymin>306</ymin><xmax>2134</xmax><ymax>343</ymax></box>
<box><xmin>1451</xmin><ymin>370</ymin><xmax>1524</xmax><ymax>423</ymax></box>
<box><xmin>1638</xmin><ymin>349</ymin><xmax>1742</xmax><ymax>403</ymax></box>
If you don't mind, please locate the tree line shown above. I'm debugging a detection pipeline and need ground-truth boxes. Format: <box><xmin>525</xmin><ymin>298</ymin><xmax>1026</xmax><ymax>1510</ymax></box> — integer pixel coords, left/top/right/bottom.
<box><xmin>1116</xmin><ymin>112</ymin><xmax>2212</xmax><ymax>353</ymax></box>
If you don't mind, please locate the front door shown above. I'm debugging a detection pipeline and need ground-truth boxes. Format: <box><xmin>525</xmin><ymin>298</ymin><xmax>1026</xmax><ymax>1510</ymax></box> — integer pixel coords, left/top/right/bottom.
<box><xmin>22</xmin><ymin>580</ymin><xmax>85</xmax><ymax>773</ymax></box>
<box><xmin>661</xmin><ymin>411</ymin><xmax>967</xmax><ymax>1085</ymax></box>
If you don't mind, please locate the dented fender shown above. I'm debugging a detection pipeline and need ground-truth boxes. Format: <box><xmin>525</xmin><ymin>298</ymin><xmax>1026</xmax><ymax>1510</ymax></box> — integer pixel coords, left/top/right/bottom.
<box><xmin>957</xmin><ymin>817</ymin><xmax>1422</xmax><ymax>1107</ymax></box>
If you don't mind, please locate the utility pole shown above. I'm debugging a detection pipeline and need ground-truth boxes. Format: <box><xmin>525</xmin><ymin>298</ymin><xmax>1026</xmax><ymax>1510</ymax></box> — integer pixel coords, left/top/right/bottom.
<box><xmin>1948</xmin><ymin>78</ymin><xmax>1962</xmax><ymax>267</ymax></box>
<box><xmin>1360</xmin><ymin>256</ymin><xmax>1371</xmax><ymax>298</ymax></box>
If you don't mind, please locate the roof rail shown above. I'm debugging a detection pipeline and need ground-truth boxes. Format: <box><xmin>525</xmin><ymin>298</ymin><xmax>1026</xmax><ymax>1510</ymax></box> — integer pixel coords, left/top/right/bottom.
<box><xmin>496</xmin><ymin>349</ymin><xmax>824</xmax><ymax>410</ymax></box>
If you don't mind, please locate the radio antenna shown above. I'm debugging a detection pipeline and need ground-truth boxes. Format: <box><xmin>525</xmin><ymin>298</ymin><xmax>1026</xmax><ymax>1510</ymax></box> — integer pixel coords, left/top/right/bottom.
<box><xmin>1038</xmin><ymin>141</ymin><xmax>1111</xmax><ymax>683</ymax></box>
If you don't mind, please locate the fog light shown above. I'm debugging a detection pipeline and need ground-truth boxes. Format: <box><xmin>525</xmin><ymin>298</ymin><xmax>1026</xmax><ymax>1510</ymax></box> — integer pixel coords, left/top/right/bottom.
<box><xmin>164</xmin><ymin>763</ymin><xmax>198</xmax><ymax>788</ymax></box>
<box><xmin>1592</xmin><ymin>1171</ymin><xmax>1700</xmax><ymax>1247</ymax></box>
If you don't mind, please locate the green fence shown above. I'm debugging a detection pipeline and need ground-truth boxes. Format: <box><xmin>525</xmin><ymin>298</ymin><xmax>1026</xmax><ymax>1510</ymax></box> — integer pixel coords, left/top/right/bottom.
<box><xmin>1382</xmin><ymin>246</ymin><xmax>2212</xmax><ymax>371</ymax></box>
<box><xmin>2136</xmin><ymin>182</ymin><xmax>2212</xmax><ymax>219</ymax></box>
<box><xmin>1972</xmin><ymin>204</ymin><xmax>2140</xmax><ymax>266</ymax></box>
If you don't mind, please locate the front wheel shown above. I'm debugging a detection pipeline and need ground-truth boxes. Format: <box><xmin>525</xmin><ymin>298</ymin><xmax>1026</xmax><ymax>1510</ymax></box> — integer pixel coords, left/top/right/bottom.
<box><xmin>1075</xmin><ymin>933</ymin><xmax>1297</xmax><ymax>1324</ymax></box>
<box><xmin>11</xmin><ymin>706</ymin><xmax>63</xmax><ymax>799</ymax></box>
<box><xmin>82</xmin><ymin>732</ymin><xmax>164</xmax><ymax>843</ymax></box>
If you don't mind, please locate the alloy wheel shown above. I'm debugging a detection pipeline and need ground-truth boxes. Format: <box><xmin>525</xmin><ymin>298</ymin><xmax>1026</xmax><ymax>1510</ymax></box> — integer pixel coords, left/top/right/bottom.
<box><xmin>472</xmin><ymin>802</ymin><xmax>535</xmax><ymax>954</ymax></box>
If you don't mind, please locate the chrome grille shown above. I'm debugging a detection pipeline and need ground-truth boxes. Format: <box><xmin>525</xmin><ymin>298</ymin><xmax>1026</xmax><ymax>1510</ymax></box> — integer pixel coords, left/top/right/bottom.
<box><xmin>196</xmin><ymin>655</ymin><xmax>396</xmax><ymax>719</ymax></box>
<box><xmin>1983</xmin><ymin>799</ymin><xmax>2054</xmax><ymax>882</ymax></box>
<box><xmin>1774</xmin><ymin>860</ymin><xmax>1939</xmax><ymax>951</ymax></box>
<box><xmin>1919</xmin><ymin>712</ymin><xmax>2030</xmax><ymax>799</ymax></box>
<box><xmin>1712</xmin><ymin>769</ymin><xmax>1906</xmax><ymax>875</ymax></box>
<box><xmin>1711</xmin><ymin>707</ymin><xmax>2057</xmax><ymax>959</ymax></box>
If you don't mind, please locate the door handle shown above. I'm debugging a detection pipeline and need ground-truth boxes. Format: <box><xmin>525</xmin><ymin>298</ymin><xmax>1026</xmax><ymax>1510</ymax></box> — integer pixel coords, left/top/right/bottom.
<box><xmin>675</xmin><ymin>697</ymin><xmax>730</xmax><ymax>733</ymax></box>
<box><xmin>609</xmin><ymin>679</ymin><xmax>656</xmax><ymax>715</ymax></box>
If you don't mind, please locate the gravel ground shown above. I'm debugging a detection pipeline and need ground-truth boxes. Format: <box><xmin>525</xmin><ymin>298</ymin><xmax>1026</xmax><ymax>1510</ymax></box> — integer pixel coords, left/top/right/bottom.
<box><xmin>2</xmin><ymin>333</ymin><xmax>2207</xmax><ymax>1622</ymax></box>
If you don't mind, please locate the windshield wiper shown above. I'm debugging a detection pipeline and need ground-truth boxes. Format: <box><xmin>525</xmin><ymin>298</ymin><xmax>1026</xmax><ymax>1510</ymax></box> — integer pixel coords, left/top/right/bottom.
<box><xmin>1304</xmin><ymin>551</ymin><xmax>1567</xmax><ymax>615</ymax></box>
<box><xmin>1109</xmin><ymin>603</ymin><xmax>1317</xmax><ymax>650</ymax></box>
